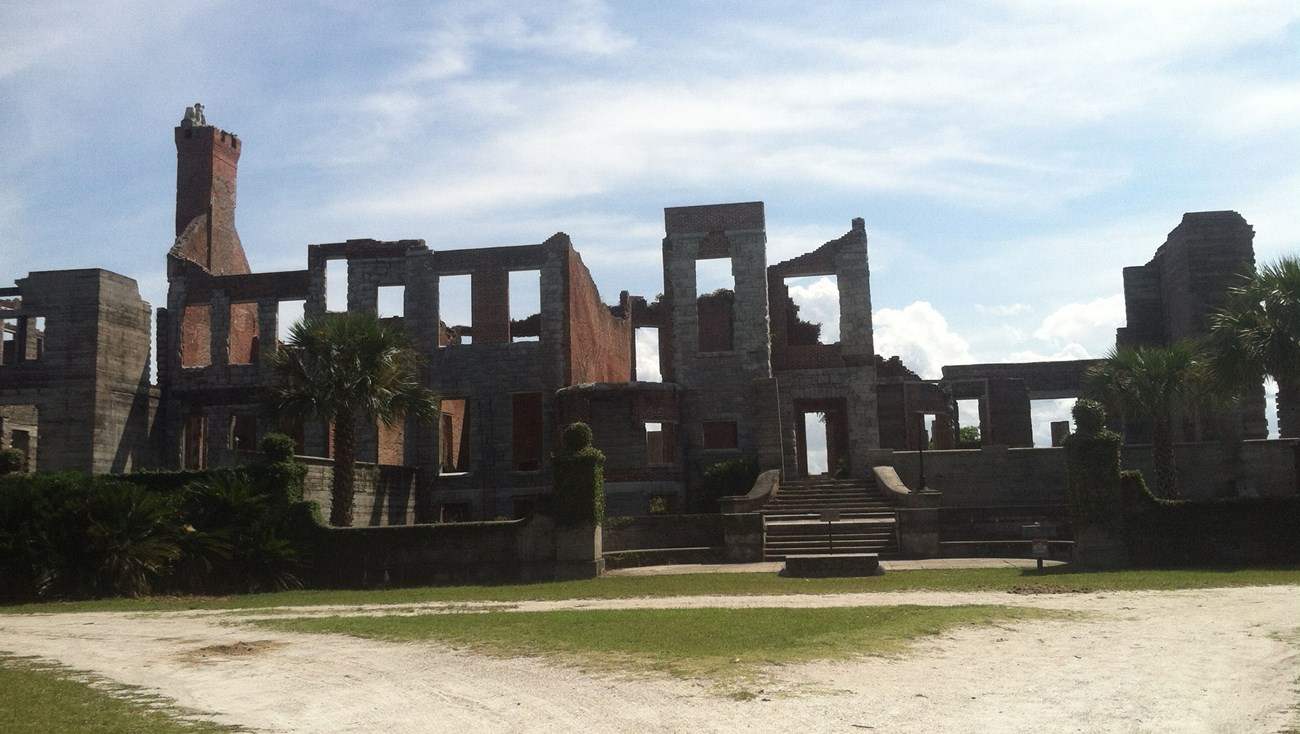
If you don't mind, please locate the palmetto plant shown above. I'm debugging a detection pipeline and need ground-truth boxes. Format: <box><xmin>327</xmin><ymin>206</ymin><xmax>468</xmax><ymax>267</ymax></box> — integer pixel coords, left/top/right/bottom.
<box><xmin>1207</xmin><ymin>256</ymin><xmax>1300</xmax><ymax>438</ymax></box>
<box><xmin>269</xmin><ymin>311</ymin><xmax>438</xmax><ymax>526</ymax></box>
<box><xmin>1087</xmin><ymin>342</ymin><xmax>1215</xmax><ymax>499</ymax></box>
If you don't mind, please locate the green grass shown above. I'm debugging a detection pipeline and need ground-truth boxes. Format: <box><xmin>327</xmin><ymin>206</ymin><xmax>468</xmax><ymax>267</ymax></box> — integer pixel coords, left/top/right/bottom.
<box><xmin>252</xmin><ymin>604</ymin><xmax>1058</xmax><ymax>682</ymax></box>
<box><xmin>4</xmin><ymin>565</ymin><xmax>1299</xmax><ymax>614</ymax></box>
<box><xmin>0</xmin><ymin>655</ymin><xmax>243</xmax><ymax>733</ymax></box>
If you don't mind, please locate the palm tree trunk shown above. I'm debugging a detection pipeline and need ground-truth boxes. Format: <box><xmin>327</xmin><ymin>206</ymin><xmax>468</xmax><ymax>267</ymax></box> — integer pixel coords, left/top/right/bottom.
<box><xmin>330</xmin><ymin>412</ymin><xmax>356</xmax><ymax>526</ymax></box>
<box><xmin>1152</xmin><ymin>415</ymin><xmax>1178</xmax><ymax>499</ymax></box>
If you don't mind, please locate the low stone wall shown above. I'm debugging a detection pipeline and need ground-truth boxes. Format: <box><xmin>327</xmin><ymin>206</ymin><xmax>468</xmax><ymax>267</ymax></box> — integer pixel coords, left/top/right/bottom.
<box><xmin>306</xmin><ymin>515</ymin><xmax>601</xmax><ymax>588</ymax></box>
<box><xmin>299</xmin><ymin>456</ymin><xmax>418</xmax><ymax>526</ymax></box>
<box><xmin>603</xmin><ymin>514</ymin><xmax>723</xmax><ymax>552</ymax></box>
<box><xmin>1121</xmin><ymin>439</ymin><xmax>1296</xmax><ymax>499</ymax></box>
<box><xmin>875</xmin><ymin>439</ymin><xmax>1298</xmax><ymax>508</ymax></box>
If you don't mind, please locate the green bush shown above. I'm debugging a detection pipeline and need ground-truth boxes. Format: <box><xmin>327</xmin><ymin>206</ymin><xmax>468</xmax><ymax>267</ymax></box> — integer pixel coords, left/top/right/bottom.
<box><xmin>0</xmin><ymin>448</ymin><xmax>26</xmax><ymax>475</ymax></box>
<box><xmin>551</xmin><ymin>422</ymin><xmax>605</xmax><ymax>527</ymax></box>
<box><xmin>1120</xmin><ymin>471</ymin><xmax>1300</xmax><ymax>564</ymax></box>
<box><xmin>695</xmin><ymin>457</ymin><xmax>760</xmax><ymax>512</ymax></box>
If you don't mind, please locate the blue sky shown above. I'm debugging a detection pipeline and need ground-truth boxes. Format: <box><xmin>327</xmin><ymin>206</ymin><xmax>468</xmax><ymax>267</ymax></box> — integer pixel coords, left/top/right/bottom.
<box><xmin>3</xmin><ymin>1</ymin><xmax>1299</xmax><ymax>446</ymax></box>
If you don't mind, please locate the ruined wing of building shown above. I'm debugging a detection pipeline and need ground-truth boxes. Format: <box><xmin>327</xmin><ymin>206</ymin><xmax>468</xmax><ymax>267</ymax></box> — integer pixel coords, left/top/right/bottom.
<box><xmin>0</xmin><ymin>107</ymin><xmax>1280</xmax><ymax>520</ymax></box>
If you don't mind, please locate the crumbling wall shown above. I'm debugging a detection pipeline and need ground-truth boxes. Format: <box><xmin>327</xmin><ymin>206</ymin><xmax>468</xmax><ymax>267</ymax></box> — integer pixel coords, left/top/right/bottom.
<box><xmin>565</xmin><ymin>244</ymin><xmax>632</xmax><ymax>384</ymax></box>
<box><xmin>0</xmin><ymin>270</ymin><xmax>158</xmax><ymax>473</ymax></box>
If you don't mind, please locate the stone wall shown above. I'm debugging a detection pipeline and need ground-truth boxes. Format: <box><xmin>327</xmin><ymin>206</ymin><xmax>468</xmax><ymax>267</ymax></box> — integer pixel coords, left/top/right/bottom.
<box><xmin>299</xmin><ymin>455</ymin><xmax>420</xmax><ymax>526</ymax></box>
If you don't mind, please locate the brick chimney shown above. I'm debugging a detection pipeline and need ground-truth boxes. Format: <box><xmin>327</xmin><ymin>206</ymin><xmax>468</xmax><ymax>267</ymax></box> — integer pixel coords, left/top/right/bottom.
<box><xmin>171</xmin><ymin>103</ymin><xmax>250</xmax><ymax>275</ymax></box>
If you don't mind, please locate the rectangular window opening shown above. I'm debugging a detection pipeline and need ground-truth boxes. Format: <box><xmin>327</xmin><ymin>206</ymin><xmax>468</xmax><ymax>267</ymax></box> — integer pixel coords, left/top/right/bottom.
<box><xmin>180</xmin><ymin>304</ymin><xmax>212</xmax><ymax>368</ymax></box>
<box><xmin>956</xmin><ymin>399</ymin><xmax>981</xmax><ymax>447</ymax></box>
<box><xmin>702</xmin><ymin>420</ymin><xmax>739</xmax><ymax>451</ymax></box>
<box><xmin>377</xmin><ymin>418</ymin><xmax>405</xmax><ymax>465</ymax></box>
<box><xmin>227</xmin><ymin>302</ymin><xmax>260</xmax><ymax>365</ymax></box>
<box><xmin>439</xmin><ymin>274</ymin><xmax>472</xmax><ymax>347</ymax></box>
<box><xmin>635</xmin><ymin>327</ymin><xmax>662</xmax><ymax>382</ymax></box>
<box><xmin>509</xmin><ymin>270</ymin><xmax>541</xmax><ymax>342</ymax></box>
<box><xmin>783</xmin><ymin>275</ymin><xmax>839</xmax><ymax>345</ymax></box>
<box><xmin>439</xmin><ymin>397</ymin><xmax>470</xmax><ymax>473</ymax></box>
<box><xmin>30</xmin><ymin>316</ymin><xmax>45</xmax><ymax>360</ymax></box>
<box><xmin>1</xmin><ymin>318</ymin><xmax>16</xmax><ymax>365</ymax></box>
<box><xmin>325</xmin><ymin>259</ymin><xmax>348</xmax><ymax>312</ymax></box>
<box><xmin>1031</xmin><ymin>398</ymin><xmax>1076</xmax><ymax>448</ymax></box>
<box><xmin>277</xmin><ymin>300</ymin><xmax>305</xmax><ymax>343</ymax></box>
<box><xmin>802</xmin><ymin>413</ymin><xmax>829</xmax><ymax>474</ymax></box>
<box><xmin>230</xmin><ymin>414</ymin><xmax>257</xmax><ymax>451</ymax></box>
<box><xmin>696</xmin><ymin>258</ymin><xmax>735</xmax><ymax>352</ymax></box>
<box><xmin>511</xmin><ymin>393</ymin><xmax>544</xmax><ymax>471</ymax></box>
<box><xmin>644</xmin><ymin>421</ymin><xmax>676</xmax><ymax>465</ymax></box>
<box><xmin>183</xmin><ymin>413</ymin><xmax>207</xmax><ymax>469</ymax></box>
<box><xmin>377</xmin><ymin>285</ymin><xmax>405</xmax><ymax>320</ymax></box>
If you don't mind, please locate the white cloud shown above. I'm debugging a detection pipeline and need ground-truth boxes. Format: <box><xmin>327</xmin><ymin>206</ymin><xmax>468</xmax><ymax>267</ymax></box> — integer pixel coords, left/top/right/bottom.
<box><xmin>785</xmin><ymin>276</ymin><xmax>840</xmax><ymax>343</ymax></box>
<box><xmin>976</xmin><ymin>303</ymin><xmax>1032</xmax><ymax>316</ymax></box>
<box><xmin>635</xmin><ymin>329</ymin><xmax>662</xmax><ymax>382</ymax></box>
<box><xmin>1032</xmin><ymin>294</ymin><xmax>1125</xmax><ymax>356</ymax></box>
<box><xmin>874</xmin><ymin>301</ymin><xmax>974</xmax><ymax>378</ymax></box>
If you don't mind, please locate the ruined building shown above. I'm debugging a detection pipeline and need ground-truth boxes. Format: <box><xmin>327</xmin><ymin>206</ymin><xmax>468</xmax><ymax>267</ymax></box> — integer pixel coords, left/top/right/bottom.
<box><xmin>0</xmin><ymin>107</ymin><xmax>1285</xmax><ymax>520</ymax></box>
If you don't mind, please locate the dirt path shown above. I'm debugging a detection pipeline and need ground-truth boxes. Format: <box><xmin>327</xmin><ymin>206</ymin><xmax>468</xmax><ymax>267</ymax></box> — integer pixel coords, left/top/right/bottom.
<box><xmin>1</xmin><ymin>586</ymin><xmax>1297</xmax><ymax>733</ymax></box>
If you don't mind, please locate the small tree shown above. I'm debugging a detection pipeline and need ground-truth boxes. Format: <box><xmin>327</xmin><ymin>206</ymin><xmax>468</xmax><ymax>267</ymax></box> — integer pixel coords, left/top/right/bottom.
<box><xmin>269</xmin><ymin>311</ymin><xmax>438</xmax><ymax>526</ymax></box>
<box><xmin>0</xmin><ymin>448</ymin><xmax>26</xmax><ymax>476</ymax></box>
<box><xmin>1207</xmin><ymin>256</ymin><xmax>1300</xmax><ymax>437</ymax></box>
<box><xmin>1087</xmin><ymin>342</ymin><xmax>1213</xmax><ymax>498</ymax></box>
<box><xmin>551</xmin><ymin>422</ymin><xmax>605</xmax><ymax>527</ymax></box>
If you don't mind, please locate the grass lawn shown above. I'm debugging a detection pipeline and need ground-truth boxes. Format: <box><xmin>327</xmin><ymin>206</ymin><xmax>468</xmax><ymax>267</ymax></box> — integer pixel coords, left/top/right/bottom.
<box><xmin>4</xmin><ymin>564</ymin><xmax>1299</xmax><ymax>614</ymax></box>
<box><xmin>252</xmin><ymin>604</ymin><xmax>1061</xmax><ymax>683</ymax></box>
<box><xmin>0</xmin><ymin>655</ymin><xmax>242</xmax><ymax>734</ymax></box>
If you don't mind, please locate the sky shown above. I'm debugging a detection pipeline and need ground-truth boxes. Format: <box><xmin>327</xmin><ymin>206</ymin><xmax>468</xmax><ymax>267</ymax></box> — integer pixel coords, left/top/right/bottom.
<box><xmin>3</xmin><ymin>1</ymin><xmax>1298</xmax><ymax>450</ymax></box>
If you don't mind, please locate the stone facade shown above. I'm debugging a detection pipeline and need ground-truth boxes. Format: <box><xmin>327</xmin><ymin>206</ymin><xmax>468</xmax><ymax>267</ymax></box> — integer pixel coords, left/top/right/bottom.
<box><xmin>4</xmin><ymin>107</ymin><xmax>1292</xmax><ymax>527</ymax></box>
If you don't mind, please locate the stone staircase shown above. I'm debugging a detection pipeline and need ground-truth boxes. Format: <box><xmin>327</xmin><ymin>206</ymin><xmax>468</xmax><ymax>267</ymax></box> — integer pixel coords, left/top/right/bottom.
<box><xmin>760</xmin><ymin>476</ymin><xmax>899</xmax><ymax>560</ymax></box>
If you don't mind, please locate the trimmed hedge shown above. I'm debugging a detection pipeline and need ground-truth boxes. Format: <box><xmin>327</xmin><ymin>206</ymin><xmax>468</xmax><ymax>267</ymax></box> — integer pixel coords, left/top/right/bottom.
<box><xmin>1121</xmin><ymin>470</ymin><xmax>1300</xmax><ymax>564</ymax></box>
<box><xmin>551</xmin><ymin>423</ymin><xmax>605</xmax><ymax>527</ymax></box>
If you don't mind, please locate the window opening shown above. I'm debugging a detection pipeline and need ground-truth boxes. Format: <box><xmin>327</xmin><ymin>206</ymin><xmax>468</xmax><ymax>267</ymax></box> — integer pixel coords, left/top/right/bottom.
<box><xmin>277</xmin><ymin>300</ymin><xmax>305</xmax><ymax>343</ymax></box>
<box><xmin>509</xmin><ymin>270</ymin><xmax>541</xmax><ymax>342</ymax></box>
<box><xmin>696</xmin><ymin>258</ymin><xmax>734</xmax><ymax>352</ymax></box>
<box><xmin>378</xmin><ymin>419</ymin><xmax>405</xmax><ymax>465</ymax></box>
<box><xmin>377</xmin><ymin>285</ymin><xmax>405</xmax><ymax>319</ymax></box>
<box><xmin>227</xmin><ymin>302</ymin><xmax>260</xmax><ymax>365</ymax></box>
<box><xmin>1030</xmin><ymin>398</ymin><xmax>1075</xmax><ymax>448</ymax></box>
<box><xmin>439</xmin><ymin>274</ymin><xmax>472</xmax><ymax>346</ymax></box>
<box><xmin>325</xmin><ymin>259</ymin><xmax>348</xmax><ymax>312</ymax></box>
<box><xmin>180</xmin><ymin>304</ymin><xmax>212</xmax><ymax>367</ymax></box>
<box><xmin>956</xmin><ymin>398</ymin><xmax>981</xmax><ymax>447</ymax></box>
<box><xmin>802</xmin><ymin>413</ymin><xmax>829</xmax><ymax>474</ymax></box>
<box><xmin>439</xmin><ymin>397</ymin><xmax>470</xmax><ymax>473</ymax></box>
<box><xmin>512</xmin><ymin>393</ymin><xmax>543</xmax><ymax>471</ymax></box>
<box><xmin>644</xmin><ymin>422</ymin><xmax>675</xmax><ymax>465</ymax></box>
<box><xmin>0</xmin><ymin>318</ymin><xmax>15</xmax><ymax>365</ymax></box>
<box><xmin>702</xmin><ymin>420</ymin><xmax>739</xmax><ymax>451</ymax></box>
<box><xmin>230</xmin><ymin>414</ymin><xmax>257</xmax><ymax>451</ymax></box>
<box><xmin>783</xmin><ymin>275</ymin><xmax>839</xmax><ymax>344</ymax></box>
<box><xmin>30</xmin><ymin>316</ymin><xmax>45</xmax><ymax>360</ymax></box>
<box><xmin>635</xmin><ymin>328</ymin><xmax>662</xmax><ymax>382</ymax></box>
<box><xmin>183</xmin><ymin>413</ymin><xmax>207</xmax><ymax>469</ymax></box>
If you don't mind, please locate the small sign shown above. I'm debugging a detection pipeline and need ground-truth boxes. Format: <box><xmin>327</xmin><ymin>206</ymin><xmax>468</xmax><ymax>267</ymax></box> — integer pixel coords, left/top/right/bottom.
<box><xmin>1031</xmin><ymin>539</ymin><xmax>1050</xmax><ymax>558</ymax></box>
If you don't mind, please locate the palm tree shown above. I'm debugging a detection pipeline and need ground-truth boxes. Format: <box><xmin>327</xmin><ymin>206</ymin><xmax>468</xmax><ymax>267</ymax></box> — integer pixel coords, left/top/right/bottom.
<box><xmin>1087</xmin><ymin>342</ymin><xmax>1212</xmax><ymax>498</ymax></box>
<box><xmin>269</xmin><ymin>311</ymin><xmax>438</xmax><ymax>526</ymax></box>
<box><xmin>1207</xmin><ymin>256</ymin><xmax>1300</xmax><ymax>438</ymax></box>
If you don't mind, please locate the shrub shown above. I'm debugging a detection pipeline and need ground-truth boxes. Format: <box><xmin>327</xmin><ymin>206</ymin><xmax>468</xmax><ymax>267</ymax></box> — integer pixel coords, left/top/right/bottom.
<box><xmin>695</xmin><ymin>457</ymin><xmax>760</xmax><ymax>512</ymax></box>
<box><xmin>0</xmin><ymin>448</ymin><xmax>26</xmax><ymax>475</ymax></box>
<box><xmin>551</xmin><ymin>422</ymin><xmax>605</xmax><ymax>527</ymax></box>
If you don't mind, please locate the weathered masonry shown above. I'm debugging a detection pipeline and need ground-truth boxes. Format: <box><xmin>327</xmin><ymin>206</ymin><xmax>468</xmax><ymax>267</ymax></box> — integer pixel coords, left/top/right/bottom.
<box><xmin>2</xmin><ymin>106</ymin><xmax>1290</xmax><ymax>522</ymax></box>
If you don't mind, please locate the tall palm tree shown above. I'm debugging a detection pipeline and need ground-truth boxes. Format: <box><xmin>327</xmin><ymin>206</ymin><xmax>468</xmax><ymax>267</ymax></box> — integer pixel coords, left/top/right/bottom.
<box><xmin>1087</xmin><ymin>342</ymin><xmax>1211</xmax><ymax>498</ymax></box>
<box><xmin>1207</xmin><ymin>256</ymin><xmax>1300</xmax><ymax>438</ymax></box>
<box><xmin>269</xmin><ymin>311</ymin><xmax>438</xmax><ymax>526</ymax></box>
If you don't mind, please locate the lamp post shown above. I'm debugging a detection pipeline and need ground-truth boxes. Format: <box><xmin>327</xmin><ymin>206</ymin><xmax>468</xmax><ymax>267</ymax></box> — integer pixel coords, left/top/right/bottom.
<box><xmin>914</xmin><ymin>411</ymin><xmax>928</xmax><ymax>492</ymax></box>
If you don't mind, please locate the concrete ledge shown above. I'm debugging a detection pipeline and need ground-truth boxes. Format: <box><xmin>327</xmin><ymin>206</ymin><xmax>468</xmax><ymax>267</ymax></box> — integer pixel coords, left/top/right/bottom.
<box><xmin>783</xmin><ymin>553</ymin><xmax>882</xmax><ymax>577</ymax></box>
<box><xmin>940</xmin><ymin>539</ymin><xmax>1074</xmax><ymax>561</ymax></box>
<box><xmin>603</xmin><ymin>546</ymin><xmax>724</xmax><ymax>569</ymax></box>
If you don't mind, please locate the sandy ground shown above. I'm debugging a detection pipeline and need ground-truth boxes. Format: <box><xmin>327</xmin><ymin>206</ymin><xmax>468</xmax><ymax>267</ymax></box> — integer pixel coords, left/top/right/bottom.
<box><xmin>1</xmin><ymin>586</ymin><xmax>1298</xmax><ymax>733</ymax></box>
